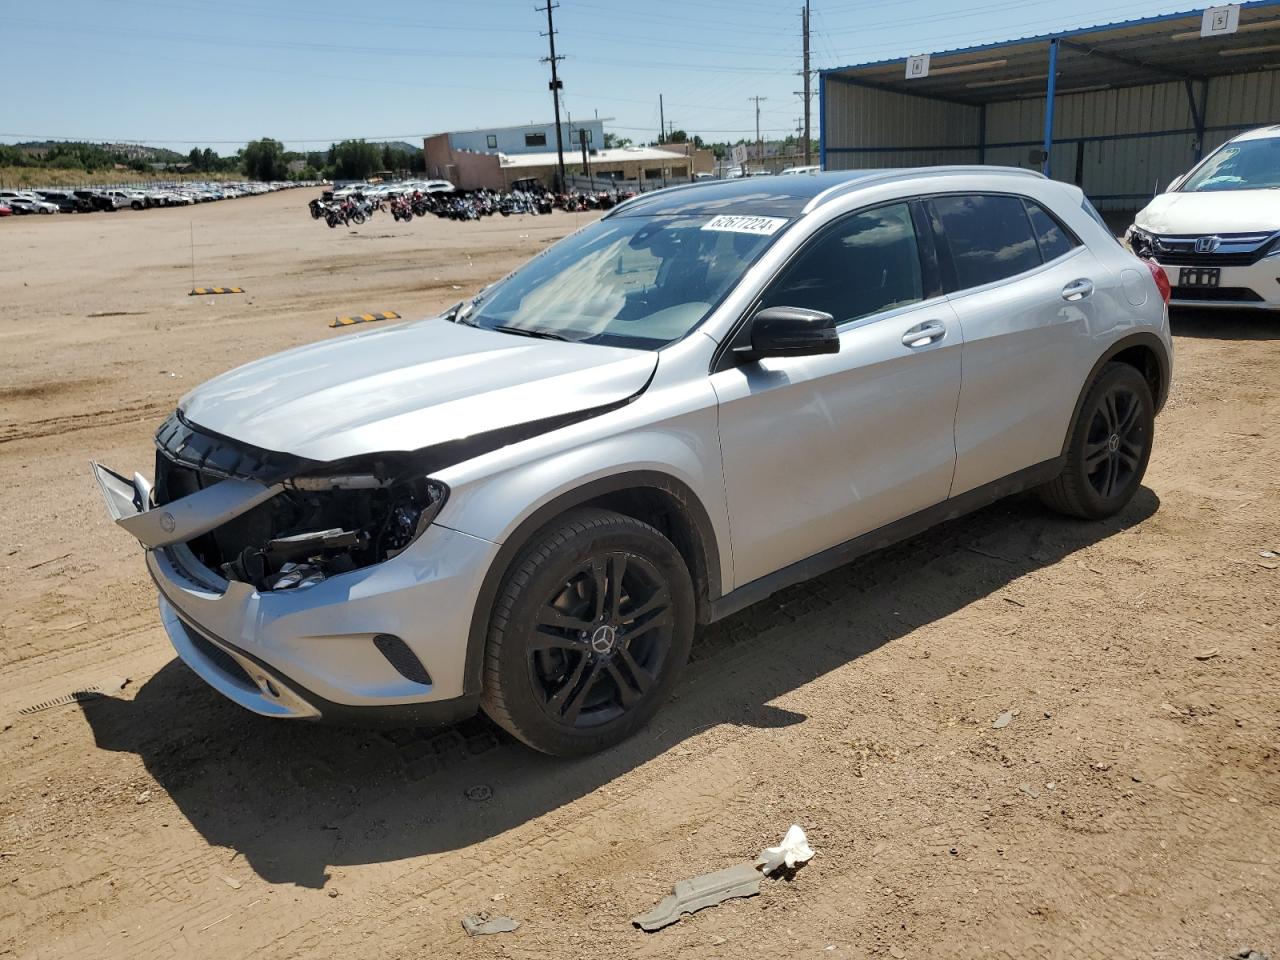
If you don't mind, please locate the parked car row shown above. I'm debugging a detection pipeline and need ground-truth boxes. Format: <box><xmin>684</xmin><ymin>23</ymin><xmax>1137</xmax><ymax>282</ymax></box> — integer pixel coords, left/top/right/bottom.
<box><xmin>0</xmin><ymin>180</ymin><xmax>320</xmax><ymax>216</ymax></box>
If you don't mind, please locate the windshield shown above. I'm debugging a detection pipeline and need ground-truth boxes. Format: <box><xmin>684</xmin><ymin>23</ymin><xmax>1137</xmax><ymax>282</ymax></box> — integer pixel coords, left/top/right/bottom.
<box><xmin>1180</xmin><ymin>137</ymin><xmax>1280</xmax><ymax>192</ymax></box>
<box><xmin>463</xmin><ymin>213</ymin><xmax>786</xmax><ymax>349</ymax></box>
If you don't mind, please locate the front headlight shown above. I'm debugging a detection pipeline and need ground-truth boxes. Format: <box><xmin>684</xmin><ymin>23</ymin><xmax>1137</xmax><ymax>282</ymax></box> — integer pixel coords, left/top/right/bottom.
<box><xmin>1126</xmin><ymin>226</ymin><xmax>1155</xmax><ymax>258</ymax></box>
<box><xmin>225</xmin><ymin>470</ymin><xmax>449</xmax><ymax>589</ymax></box>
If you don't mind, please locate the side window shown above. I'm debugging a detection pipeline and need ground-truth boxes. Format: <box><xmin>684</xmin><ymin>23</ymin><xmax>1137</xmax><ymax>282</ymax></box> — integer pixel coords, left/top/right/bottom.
<box><xmin>1024</xmin><ymin>199</ymin><xmax>1078</xmax><ymax>261</ymax></box>
<box><xmin>932</xmin><ymin>194</ymin><xmax>1041</xmax><ymax>290</ymax></box>
<box><xmin>760</xmin><ymin>202</ymin><xmax>923</xmax><ymax>324</ymax></box>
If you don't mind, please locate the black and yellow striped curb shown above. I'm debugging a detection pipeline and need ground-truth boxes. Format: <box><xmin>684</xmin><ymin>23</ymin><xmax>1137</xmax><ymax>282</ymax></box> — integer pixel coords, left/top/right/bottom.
<box><xmin>188</xmin><ymin>287</ymin><xmax>244</xmax><ymax>296</ymax></box>
<box><xmin>330</xmin><ymin>311</ymin><xmax>401</xmax><ymax>328</ymax></box>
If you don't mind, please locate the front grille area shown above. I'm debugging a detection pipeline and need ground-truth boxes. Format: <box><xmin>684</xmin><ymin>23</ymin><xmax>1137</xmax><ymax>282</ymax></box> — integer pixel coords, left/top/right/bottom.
<box><xmin>1171</xmin><ymin>286</ymin><xmax>1265</xmax><ymax>302</ymax></box>
<box><xmin>155</xmin><ymin>411</ymin><xmax>311</xmax><ymax>489</ymax></box>
<box><xmin>1152</xmin><ymin>231</ymin><xmax>1277</xmax><ymax>267</ymax></box>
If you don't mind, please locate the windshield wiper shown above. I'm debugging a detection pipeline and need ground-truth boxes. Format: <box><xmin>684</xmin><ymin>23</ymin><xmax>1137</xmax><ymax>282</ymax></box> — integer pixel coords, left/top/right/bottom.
<box><xmin>492</xmin><ymin>323</ymin><xmax>573</xmax><ymax>342</ymax></box>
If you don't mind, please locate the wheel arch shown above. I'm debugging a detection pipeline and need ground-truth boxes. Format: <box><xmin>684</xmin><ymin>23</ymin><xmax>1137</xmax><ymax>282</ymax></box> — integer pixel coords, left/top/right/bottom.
<box><xmin>461</xmin><ymin>470</ymin><xmax>723</xmax><ymax>697</ymax></box>
<box><xmin>1060</xmin><ymin>331</ymin><xmax>1170</xmax><ymax>458</ymax></box>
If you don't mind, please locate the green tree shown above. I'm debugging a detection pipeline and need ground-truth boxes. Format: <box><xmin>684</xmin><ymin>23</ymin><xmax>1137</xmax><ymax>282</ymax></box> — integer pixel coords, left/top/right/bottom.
<box><xmin>242</xmin><ymin>137</ymin><xmax>287</xmax><ymax>181</ymax></box>
<box><xmin>667</xmin><ymin>129</ymin><xmax>689</xmax><ymax>144</ymax></box>
<box><xmin>330</xmin><ymin>139</ymin><xmax>382</xmax><ymax>180</ymax></box>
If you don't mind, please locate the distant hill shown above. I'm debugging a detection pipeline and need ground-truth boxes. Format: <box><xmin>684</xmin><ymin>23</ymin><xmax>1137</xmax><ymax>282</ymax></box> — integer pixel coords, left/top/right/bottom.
<box><xmin>376</xmin><ymin>141</ymin><xmax>421</xmax><ymax>154</ymax></box>
<box><xmin>16</xmin><ymin>140</ymin><xmax>187</xmax><ymax>162</ymax></box>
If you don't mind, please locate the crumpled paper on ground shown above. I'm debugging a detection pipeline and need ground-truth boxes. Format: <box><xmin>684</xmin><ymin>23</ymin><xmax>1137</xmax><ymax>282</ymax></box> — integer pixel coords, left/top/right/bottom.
<box><xmin>755</xmin><ymin>824</ymin><xmax>815</xmax><ymax>875</ymax></box>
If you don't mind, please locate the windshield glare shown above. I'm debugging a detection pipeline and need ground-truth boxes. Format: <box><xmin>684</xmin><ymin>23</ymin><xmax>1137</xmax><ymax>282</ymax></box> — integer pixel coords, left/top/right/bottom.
<box><xmin>1180</xmin><ymin>138</ymin><xmax>1280</xmax><ymax>192</ymax></box>
<box><xmin>466</xmin><ymin>214</ymin><xmax>783</xmax><ymax>349</ymax></box>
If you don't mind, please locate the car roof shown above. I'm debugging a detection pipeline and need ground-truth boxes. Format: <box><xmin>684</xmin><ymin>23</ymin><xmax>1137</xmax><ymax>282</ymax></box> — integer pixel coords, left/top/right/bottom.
<box><xmin>1229</xmin><ymin>124</ymin><xmax>1280</xmax><ymax>143</ymax></box>
<box><xmin>609</xmin><ymin>166</ymin><xmax>1045</xmax><ymax>218</ymax></box>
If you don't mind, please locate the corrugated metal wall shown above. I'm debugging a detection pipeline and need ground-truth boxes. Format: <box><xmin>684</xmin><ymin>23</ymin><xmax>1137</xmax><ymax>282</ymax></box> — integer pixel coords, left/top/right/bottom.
<box><xmin>823</xmin><ymin>80</ymin><xmax>979</xmax><ymax>170</ymax></box>
<box><xmin>823</xmin><ymin>69</ymin><xmax>1280</xmax><ymax>210</ymax></box>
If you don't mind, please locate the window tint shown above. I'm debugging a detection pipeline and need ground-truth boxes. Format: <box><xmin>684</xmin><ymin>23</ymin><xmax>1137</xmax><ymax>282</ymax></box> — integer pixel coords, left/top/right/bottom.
<box><xmin>761</xmin><ymin>203</ymin><xmax>923</xmax><ymax>324</ymax></box>
<box><xmin>1024</xmin><ymin>200</ymin><xmax>1076</xmax><ymax>261</ymax></box>
<box><xmin>933</xmin><ymin>195</ymin><xmax>1042</xmax><ymax>289</ymax></box>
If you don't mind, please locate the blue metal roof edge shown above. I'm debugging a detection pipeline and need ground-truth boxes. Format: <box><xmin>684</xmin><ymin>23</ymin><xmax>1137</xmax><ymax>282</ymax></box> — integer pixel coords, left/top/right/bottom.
<box><xmin>819</xmin><ymin>0</ymin><xmax>1280</xmax><ymax>77</ymax></box>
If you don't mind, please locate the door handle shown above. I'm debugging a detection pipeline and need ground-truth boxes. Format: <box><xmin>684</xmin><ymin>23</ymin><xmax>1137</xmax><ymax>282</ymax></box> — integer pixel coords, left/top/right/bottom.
<box><xmin>902</xmin><ymin>320</ymin><xmax>947</xmax><ymax>348</ymax></box>
<box><xmin>1062</xmin><ymin>278</ymin><xmax>1094</xmax><ymax>302</ymax></box>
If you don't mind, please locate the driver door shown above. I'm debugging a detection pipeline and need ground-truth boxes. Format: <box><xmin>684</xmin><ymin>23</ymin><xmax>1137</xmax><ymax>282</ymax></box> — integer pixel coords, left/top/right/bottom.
<box><xmin>711</xmin><ymin>201</ymin><xmax>963</xmax><ymax>588</ymax></box>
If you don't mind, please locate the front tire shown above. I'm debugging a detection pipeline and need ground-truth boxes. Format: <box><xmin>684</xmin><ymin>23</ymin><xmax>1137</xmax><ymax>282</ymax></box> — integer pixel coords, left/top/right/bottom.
<box><xmin>1039</xmin><ymin>361</ymin><xmax>1154</xmax><ymax>519</ymax></box>
<box><xmin>480</xmin><ymin>508</ymin><xmax>695</xmax><ymax>756</ymax></box>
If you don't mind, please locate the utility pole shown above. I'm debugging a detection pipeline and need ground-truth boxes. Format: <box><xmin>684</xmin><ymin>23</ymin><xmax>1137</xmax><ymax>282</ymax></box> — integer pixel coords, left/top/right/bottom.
<box><xmin>749</xmin><ymin>95</ymin><xmax>767</xmax><ymax>169</ymax></box>
<box><xmin>659</xmin><ymin>93</ymin><xmax>665</xmax><ymax>144</ymax></box>
<box><xmin>538</xmin><ymin>1</ymin><xmax>566</xmax><ymax>191</ymax></box>
<box><xmin>803</xmin><ymin>0</ymin><xmax>812</xmax><ymax>165</ymax></box>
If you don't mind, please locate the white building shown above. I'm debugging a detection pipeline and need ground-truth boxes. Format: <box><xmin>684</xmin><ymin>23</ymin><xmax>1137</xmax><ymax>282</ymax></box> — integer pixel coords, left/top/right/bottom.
<box><xmin>445</xmin><ymin>119</ymin><xmax>610</xmax><ymax>157</ymax></box>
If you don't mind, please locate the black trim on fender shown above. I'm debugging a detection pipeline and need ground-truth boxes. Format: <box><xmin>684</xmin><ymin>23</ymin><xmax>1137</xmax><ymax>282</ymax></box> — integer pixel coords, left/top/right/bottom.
<box><xmin>1061</xmin><ymin>332</ymin><xmax>1171</xmax><ymax>461</ymax></box>
<box><xmin>462</xmin><ymin>470</ymin><xmax>723</xmax><ymax>697</ymax></box>
<box><xmin>707</xmin><ymin>456</ymin><xmax>1064</xmax><ymax>622</ymax></box>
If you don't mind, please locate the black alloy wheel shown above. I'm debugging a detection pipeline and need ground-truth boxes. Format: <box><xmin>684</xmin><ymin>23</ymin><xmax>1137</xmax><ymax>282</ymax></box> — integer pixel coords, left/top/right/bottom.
<box><xmin>1083</xmin><ymin>382</ymin><xmax>1145</xmax><ymax>500</ymax></box>
<box><xmin>481</xmin><ymin>508</ymin><xmax>694</xmax><ymax>756</ymax></box>
<box><xmin>528</xmin><ymin>551</ymin><xmax>674</xmax><ymax>729</ymax></box>
<box><xmin>1039</xmin><ymin>361</ymin><xmax>1155</xmax><ymax>519</ymax></box>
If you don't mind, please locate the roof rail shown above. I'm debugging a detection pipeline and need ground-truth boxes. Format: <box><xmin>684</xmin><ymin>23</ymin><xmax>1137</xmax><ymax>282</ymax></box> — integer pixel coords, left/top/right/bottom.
<box><xmin>803</xmin><ymin>165</ymin><xmax>1046</xmax><ymax>213</ymax></box>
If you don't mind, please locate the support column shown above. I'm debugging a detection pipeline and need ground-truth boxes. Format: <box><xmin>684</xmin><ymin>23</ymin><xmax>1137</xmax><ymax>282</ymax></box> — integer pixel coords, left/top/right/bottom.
<box><xmin>978</xmin><ymin>103</ymin><xmax>987</xmax><ymax>164</ymax></box>
<box><xmin>1042</xmin><ymin>38</ymin><xmax>1059</xmax><ymax>178</ymax></box>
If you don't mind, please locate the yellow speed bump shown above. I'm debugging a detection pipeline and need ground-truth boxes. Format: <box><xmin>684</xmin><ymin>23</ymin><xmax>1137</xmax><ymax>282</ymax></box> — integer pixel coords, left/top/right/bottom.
<box><xmin>188</xmin><ymin>286</ymin><xmax>244</xmax><ymax>296</ymax></box>
<box><xmin>330</xmin><ymin>311</ymin><xmax>400</xmax><ymax>328</ymax></box>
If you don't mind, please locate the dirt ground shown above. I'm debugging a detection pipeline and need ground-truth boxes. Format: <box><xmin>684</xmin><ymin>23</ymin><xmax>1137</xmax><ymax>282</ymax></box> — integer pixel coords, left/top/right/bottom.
<box><xmin>1</xmin><ymin>189</ymin><xmax>1277</xmax><ymax>960</ymax></box>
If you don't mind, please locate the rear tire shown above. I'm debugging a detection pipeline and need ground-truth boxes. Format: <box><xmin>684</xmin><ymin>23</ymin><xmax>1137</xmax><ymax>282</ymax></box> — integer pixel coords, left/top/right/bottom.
<box><xmin>1038</xmin><ymin>362</ymin><xmax>1154</xmax><ymax>520</ymax></box>
<box><xmin>480</xmin><ymin>508</ymin><xmax>694</xmax><ymax>756</ymax></box>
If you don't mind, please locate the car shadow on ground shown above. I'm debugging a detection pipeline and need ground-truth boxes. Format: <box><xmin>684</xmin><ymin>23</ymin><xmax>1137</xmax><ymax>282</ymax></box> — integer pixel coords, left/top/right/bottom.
<box><xmin>1170</xmin><ymin>308</ymin><xmax>1279</xmax><ymax>340</ymax></box>
<box><xmin>80</xmin><ymin>488</ymin><xmax>1159</xmax><ymax>889</ymax></box>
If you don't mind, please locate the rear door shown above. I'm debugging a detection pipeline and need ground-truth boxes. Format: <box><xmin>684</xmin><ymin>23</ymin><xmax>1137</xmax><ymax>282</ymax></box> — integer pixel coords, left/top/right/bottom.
<box><xmin>927</xmin><ymin>193</ymin><xmax>1106</xmax><ymax>495</ymax></box>
<box><xmin>712</xmin><ymin>200</ymin><xmax>963</xmax><ymax>588</ymax></box>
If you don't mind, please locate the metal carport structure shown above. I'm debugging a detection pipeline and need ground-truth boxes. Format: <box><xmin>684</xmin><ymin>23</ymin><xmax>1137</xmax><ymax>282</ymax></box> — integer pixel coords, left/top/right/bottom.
<box><xmin>819</xmin><ymin>1</ymin><xmax>1280</xmax><ymax>209</ymax></box>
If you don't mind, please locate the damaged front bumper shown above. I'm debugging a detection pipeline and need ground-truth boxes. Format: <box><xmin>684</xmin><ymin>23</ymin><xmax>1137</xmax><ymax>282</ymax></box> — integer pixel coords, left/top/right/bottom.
<box><xmin>90</xmin><ymin>461</ymin><xmax>496</xmax><ymax>725</ymax></box>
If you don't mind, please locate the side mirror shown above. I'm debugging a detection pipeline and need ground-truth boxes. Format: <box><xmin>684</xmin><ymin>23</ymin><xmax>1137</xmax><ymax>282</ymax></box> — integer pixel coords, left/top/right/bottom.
<box><xmin>735</xmin><ymin>306</ymin><xmax>839</xmax><ymax>360</ymax></box>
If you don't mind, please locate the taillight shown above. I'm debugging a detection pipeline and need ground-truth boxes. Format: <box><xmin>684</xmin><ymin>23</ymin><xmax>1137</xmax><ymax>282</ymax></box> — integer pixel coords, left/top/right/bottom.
<box><xmin>1144</xmin><ymin>257</ymin><xmax>1171</xmax><ymax>305</ymax></box>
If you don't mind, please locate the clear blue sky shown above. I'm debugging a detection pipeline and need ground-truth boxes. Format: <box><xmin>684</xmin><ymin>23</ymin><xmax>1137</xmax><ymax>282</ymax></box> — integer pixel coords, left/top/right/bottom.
<box><xmin>2</xmin><ymin>0</ymin><xmax>1196</xmax><ymax>152</ymax></box>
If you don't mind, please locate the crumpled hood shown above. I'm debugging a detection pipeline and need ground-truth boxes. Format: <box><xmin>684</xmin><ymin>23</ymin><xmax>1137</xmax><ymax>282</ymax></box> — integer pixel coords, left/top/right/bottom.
<box><xmin>1135</xmin><ymin>190</ymin><xmax>1280</xmax><ymax>234</ymax></box>
<box><xmin>179</xmin><ymin>318</ymin><xmax>656</xmax><ymax>462</ymax></box>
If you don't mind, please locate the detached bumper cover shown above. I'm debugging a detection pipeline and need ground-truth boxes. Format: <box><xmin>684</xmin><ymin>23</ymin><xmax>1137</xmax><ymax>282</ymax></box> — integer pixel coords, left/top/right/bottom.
<box><xmin>92</xmin><ymin>461</ymin><xmax>497</xmax><ymax>723</ymax></box>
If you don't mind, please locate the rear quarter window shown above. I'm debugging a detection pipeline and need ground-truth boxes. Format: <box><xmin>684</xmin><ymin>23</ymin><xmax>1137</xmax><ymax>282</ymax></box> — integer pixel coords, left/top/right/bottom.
<box><xmin>932</xmin><ymin>194</ymin><xmax>1042</xmax><ymax>289</ymax></box>
<box><xmin>1024</xmin><ymin>200</ymin><xmax>1079</xmax><ymax>261</ymax></box>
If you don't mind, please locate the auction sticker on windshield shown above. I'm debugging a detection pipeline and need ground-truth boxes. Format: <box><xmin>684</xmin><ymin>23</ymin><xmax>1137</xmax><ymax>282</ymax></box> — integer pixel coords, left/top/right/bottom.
<box><xmin>701</xmin><ymin>215</ymin><xmax>788</xmax><ymax>236</ymax></box>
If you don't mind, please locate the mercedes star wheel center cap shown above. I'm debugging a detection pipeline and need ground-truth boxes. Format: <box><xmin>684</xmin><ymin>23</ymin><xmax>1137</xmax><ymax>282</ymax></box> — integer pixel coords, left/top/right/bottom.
<box><xmin>590</xmin><ymin>624</ymin><xmax>618</xmax><ymax>654</ymax></box>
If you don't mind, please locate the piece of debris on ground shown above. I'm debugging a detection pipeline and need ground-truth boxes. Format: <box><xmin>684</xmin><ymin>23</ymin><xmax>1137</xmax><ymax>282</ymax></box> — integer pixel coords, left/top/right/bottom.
<box><xmin>633</xmin><ymin>862</ymin><xmax>762</xmax><ymax>931</ymax></box>
<box><xmin>756</xmin><ymin>824</ymin><xmax>816</xmax><ymax>875</ymax></box>
<box><xmin>461</xmin><ymin>912</ymin><xmax>520</xmax><ymax>936</ymax></box>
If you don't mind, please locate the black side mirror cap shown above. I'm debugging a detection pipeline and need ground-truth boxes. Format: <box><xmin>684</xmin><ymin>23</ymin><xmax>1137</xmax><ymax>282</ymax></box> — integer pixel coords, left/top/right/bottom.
<box><xmin>735</xmin><ymin>306</ymin><xmax>839</xmax><ymax>360</ymax></box>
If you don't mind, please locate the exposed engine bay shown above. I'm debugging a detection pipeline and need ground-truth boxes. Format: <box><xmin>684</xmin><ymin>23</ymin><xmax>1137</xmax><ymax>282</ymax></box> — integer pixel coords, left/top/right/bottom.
<box><xmin>152</xmin><ymin>413</ymin><xmax>445</xmax><ymax>591</ymax></box>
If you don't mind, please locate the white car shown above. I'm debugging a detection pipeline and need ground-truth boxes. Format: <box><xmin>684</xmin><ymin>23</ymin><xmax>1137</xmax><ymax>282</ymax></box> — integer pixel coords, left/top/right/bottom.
<box><xmin>779</xmin><ymin>165</ymin><xmax>822</xmax><ymax>176</ymax></box>
<box><xmin>1127</xmin><ymin>125</ymin><xmax>1280</xmax><ymax>310</ymax></box>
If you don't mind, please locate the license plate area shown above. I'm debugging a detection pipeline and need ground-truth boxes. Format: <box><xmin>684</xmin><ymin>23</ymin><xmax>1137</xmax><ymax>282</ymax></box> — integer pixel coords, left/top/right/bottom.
<box><xmin>1178</xmin><ymin>267</ymin><xmax>1221</xmax><ymax>288</ymax></box>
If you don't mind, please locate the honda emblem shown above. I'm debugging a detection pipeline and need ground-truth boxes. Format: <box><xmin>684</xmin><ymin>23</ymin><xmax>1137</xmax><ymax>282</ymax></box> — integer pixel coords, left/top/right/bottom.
<box><xmin>1194</xmin><ymin>236</ymin><xmax>1220</xmax><ymax>253</ymax></box>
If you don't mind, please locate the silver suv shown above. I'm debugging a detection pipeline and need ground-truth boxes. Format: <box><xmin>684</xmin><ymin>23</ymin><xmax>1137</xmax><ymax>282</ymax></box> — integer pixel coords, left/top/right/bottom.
<box><xmin>93</xmin><ymin>168</ymin><xmax>1172</xmax><ymax>756</ymax></box>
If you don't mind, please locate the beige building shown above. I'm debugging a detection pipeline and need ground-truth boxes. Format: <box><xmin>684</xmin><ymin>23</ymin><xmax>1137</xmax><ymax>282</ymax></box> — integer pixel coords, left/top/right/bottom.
<box><xmin>424</xmin><ymin>134</ymin><xmax>701</xmax><ymax>190</ymax></box>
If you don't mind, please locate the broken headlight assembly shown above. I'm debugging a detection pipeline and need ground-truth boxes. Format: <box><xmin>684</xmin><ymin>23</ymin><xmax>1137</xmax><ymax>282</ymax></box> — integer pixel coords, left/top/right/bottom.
<box><xmin>159</xmin><ymin>450</ymin><xmax>448</xmax><ymax>592</ymax></box>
